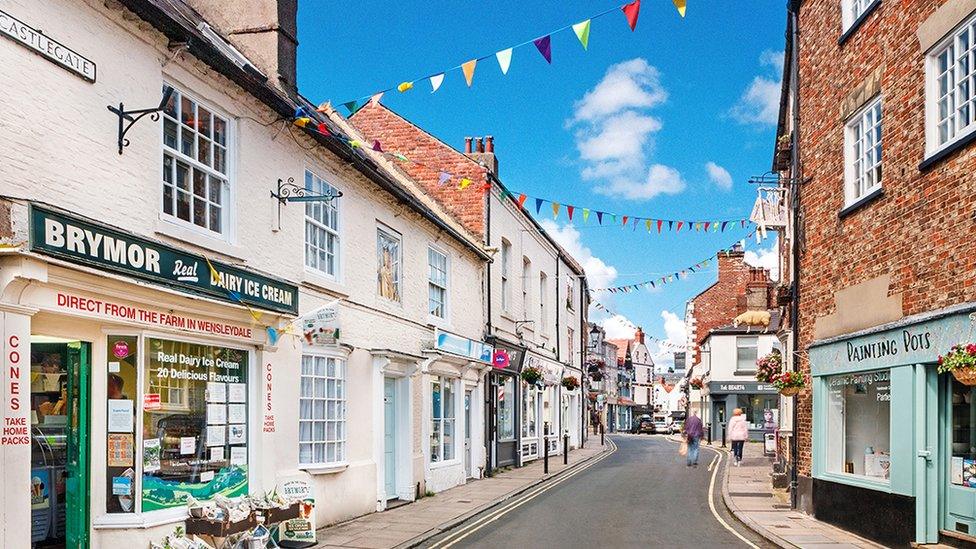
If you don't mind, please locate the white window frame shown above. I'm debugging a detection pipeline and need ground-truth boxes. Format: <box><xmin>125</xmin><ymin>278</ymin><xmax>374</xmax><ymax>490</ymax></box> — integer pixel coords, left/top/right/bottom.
<box><xmin>925</xmin><ymin>12</ymin><xmax>976</xmax><ymax>158</ymax></box>
<box><xmin>841</xmin><ymin>0</ymin><xmax>875</xmax><ymax>33</ymax></box>
<box><xmin>522</xmin><ymin>257</ymin><xmax>531</xmax><ymax>322</ymax></box>
<box><xmin>843</xmin><ymin>96</ymin><xmax>882</xmax><ymax>207</ymax></box>
<box><xmin>160</xmin><ymin>83</ymin><xmax>233</xmax><ymax>240</ymax></box>
<box><xmin>500</xmin><ymin>239</ymin><xmax>512</xmax><ymax>313</ymax></box>
<box><xmin>428</xmin><ymin>246</ymin><xmax>449</xmax><ymax>321</ymax></box>
<box><xmin>430</xmin><ymin>375</ymin><xmax>457</xmax><ymax>463</ymax></box>
<box><xmin>304</xmin><ymin>169</ymin><xmax>341</xmax><ymax>279</ymax></box>
<box><xmin>299</xmin><ymin>352</ymin><xmax>347</xmax><ymax>468</ymax></box>
<box><xmin>566</xmin><ymin>277</ymin><xmax>575</xmax><ymax>311</ymax></box>
<box><xmin>735</xmin><ymin>336</ymin><xmax>759</xmax><ymax>373</ymax></box>
<box><xmin>376</xmin><ymin>225</ymin><xmax>403</xmax><ymax>304</ymax></box>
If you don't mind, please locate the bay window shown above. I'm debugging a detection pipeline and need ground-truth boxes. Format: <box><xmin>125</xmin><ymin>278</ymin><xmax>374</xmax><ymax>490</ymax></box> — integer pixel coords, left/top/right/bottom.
<box><xmin>431</xmin><ymin>376</ymin><xmax>456</xmax><ymax>462</ymax></box>
<box><xmin>299</xmin><ymin>354</ymin><xmax>346</xmax><ymax>467</ymax></box>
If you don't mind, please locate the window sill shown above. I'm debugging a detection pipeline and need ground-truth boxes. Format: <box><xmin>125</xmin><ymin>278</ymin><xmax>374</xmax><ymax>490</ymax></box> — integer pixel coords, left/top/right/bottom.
<box><xmin>735</xmin><ymin>370</ymin><xmax>757</xmax><ymax>376</ymax></box>
<box><xmin>302</xmin><ymin>462</ymin><xmax>349</xmax><ymax>475</ymax></box>
<box><xmin>838</xmin><ymin>187</ymin><xmax>884</xmax><ymax>219</ymax></box>
<box><xmin>428</xmin><ymin>458</ymin><xmax>461</xmax><ymax>470</ymax></box>
<box><xmin>838</xmin><ymin>0</ymin><xmax>881</xmax><ymax>46</ymax></box>
<box><xmin>919</xmin><ymin>128</ymin><xmax>976</xmax><ymax>172</ymax></box>
<box><xmin>92</xmin><ymin>508</ymin><xmax>188</xmax><ymax>529</ymax></box>
<box><xmin>301</xmin><ymin>270</ymin><xmax>349</xmax><ymax>297</ymax></box>
<box><xmin>817</xmin><ymin>471</ymin><xmax>891</xmax><ymax>492</ymax></box>
<box><xmin>154</xmin><ymin>218</ymin><xmax>245</xmax><ymax>260</ymax></box>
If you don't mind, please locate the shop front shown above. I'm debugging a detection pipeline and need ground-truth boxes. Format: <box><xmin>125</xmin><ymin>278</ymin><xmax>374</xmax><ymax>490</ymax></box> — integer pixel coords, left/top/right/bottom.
<box><xmin>521</xmin><ymin>352</ymin><xmax>563</xmax><ymax>462</ymax></box>
<box><xmin>705</xmin><ymin>381</ymin><xmax>779</xmax><ymax>443</ymax></box>
<box><xmin>807</xmin><ymin>302</ymin><xmax>976</xmax><ymax>547</ymax></box>
<box><xmin>485</xmin><ymin>339</ymin><xmax>524</xmax><ymax>471</ymax></box>
<box><xmin>1</xmin><ymin>203</ymin><xmax>297</xmax><ymax>548</ymax></box>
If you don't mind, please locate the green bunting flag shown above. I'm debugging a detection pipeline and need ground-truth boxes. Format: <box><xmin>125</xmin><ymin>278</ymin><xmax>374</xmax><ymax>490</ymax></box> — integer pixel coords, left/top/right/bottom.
<box><xmin>572</xmin><ymin>20</ymin><xmax>591</xmax><ymax>50</ymax></box>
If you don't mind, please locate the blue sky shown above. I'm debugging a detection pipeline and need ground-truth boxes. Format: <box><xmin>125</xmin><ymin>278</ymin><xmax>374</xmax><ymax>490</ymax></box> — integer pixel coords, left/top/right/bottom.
<box><xmin>297</xmin><ymin>1</ymin><xmax>787</xmax><ymax>366</ymax></box>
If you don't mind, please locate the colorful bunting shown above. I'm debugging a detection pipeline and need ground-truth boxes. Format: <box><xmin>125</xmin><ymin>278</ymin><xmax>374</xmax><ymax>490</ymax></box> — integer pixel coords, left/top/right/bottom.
<box><xmin>533</xmin><ymin>35</ymin><xmax>552</xmax><ymax>64</ymax></box>
<box><xmin>673</xmin><ymin>0</ymin><xmax>687</xmax><ymax>17</ymax></box>
<box><xmin>342</xmin><ymin>100</ymin><xmax>359</xmax><ymax>114</ymax></box>
<box><xmin>462</xmin><ymin>59</ymin><xmax>477</xmax><ymax>87</ymax></box>
<box><xmin>458</xmin><ymin>177</ymin><xmax>472</xmax><ymax>190</ymax></box>
<box><xmin>622</xmin><ymin>0</ymin><xmax>641</xmax><ymax>31</ymax></box>
<box><xmin>371</xmin><ymin>140</ymin><xmax>383</xmax><ymax>152</ymax></box>
<box><xmin>397</xmin><ymin>81</ymin><xmax>414</xmax><ymax>93</ymax></box>
<box><xmin>597</xmin><ymin>211</ymin><xmax>604</xmax><ymax>225</ymax></box>
<box><xmin>430</xmin><ymin>73</ymin><xmax>445</xmax><ymax>93</ymax></box>
<box><xmin>316</xmin><ymin>122</ymin><xmax>330</xmax><ymax>136</ymax></box>
<box><xmin>496</xmin><ymin>48</ymin><xmax>513</xmax><ymax>75</ymax></box>
<box><xmin>535</xmin><ymin>198</ymin><xmax>544</xmax><ymax>215</ymax></box>
<box><xmin>567</xmin><ymin>205</ymin><xmax>575</xmax><ymax>221</ymax></box>
<box><xmin>293</xmin><ymin>117</ymin><xmax>310</xmax><ymax>128</ymax></box>
<box><xmin>583</xmin><ymin>208</ymin><xmax>590</xmax><ymax>223</ymax></box>
<box><xmin>551</xmin><ymin>202</ymin><xmax>560</xmax><ymax>219</ymax></box>
<box><xmin>518</xmin><ymin>194</ymin><xmax>528</xmax><ymax>208</ymax></box>
<box><xmin>438</xmin><ymin>171</ymin><xmax>452</xmax><ymax>186</ymax></box>
<box><xmin>572</xmin><ymin>20</ymin><xmax>591</xmax><ymax>50</ymax></box>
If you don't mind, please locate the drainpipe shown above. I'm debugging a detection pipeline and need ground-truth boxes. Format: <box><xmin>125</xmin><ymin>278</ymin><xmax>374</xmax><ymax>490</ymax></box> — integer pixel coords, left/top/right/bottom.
<box><xmin>484</xmin><ymin>168</ymin><xmax>494</xmax><ymax>476</ymax></box>
<box><xmin>555</xmin><ymin>260</ymin><xmax>561</xmax><ymax>362</ymax></box>
<box><xmin>788</xmin><ymin>0</ymin><xmax>802</xmax><ymax>511</ymax></box>
<box><xmin>580</xmin><ymin>281</ymin><xmax>587</xmax><ymax>448</ymax></box>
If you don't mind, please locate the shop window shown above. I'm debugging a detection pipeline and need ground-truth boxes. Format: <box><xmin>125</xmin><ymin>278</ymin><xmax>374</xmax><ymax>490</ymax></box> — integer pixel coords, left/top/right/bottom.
<box><xmin>522</xmin><ymin>383</ymin><xmax>539</xmax><ymax>439</ymax></box>
<box><xmin>498</xmin><ymin>376</ymin><xmax>515</xmax><ymax>440</ymax></box>
<box><xmin>430</xmin><ymin>376</ymin><xmax>456</xmax><ymax>462</ymax></box>
<box><xmin>377</xmin><ymin>226</ymin><xmax>402</xmax><ymax>303</ymax></box>
<box><xmin>825</xmin><ymin>369</ymin><xmax>890</xmax><ymax>479</ymax></box>
<box><xmin>843</xmin><ymin>96</ymin><xmax>882</xmax><ymax>205</ymax></box>
<box><xmin>304</xmin><ymin>169</ymin><xmax>340</xmax><ymax>278</ymax></box>
<box><xmin>500</xmin><ymin>239</ymin><xmax>511</xmax><ymax>313</ymax></box>
<box><xmin>299</xmin><ymin>354</ymin><xmax>346</xmax><ymax>467</ymax></box>
<box><xmin>737</xmin><ymin>394</ymin><xmax>779</xmax><ymax>430</ymax></box>
<box><xmin>927</xmin><ymin>12</ymin><xmax>976</xmax><ymax>155</ymax></box>
<box><xmin>543</xmin><ymin>386</ymin><xmax>556</xmax><ymax>436</ymax></box>
<box><xmin>736</xmin><ymin>336</ymin><xmax>759</xmax><ymax>372</ymax></box>
<box><xmin>950</xmin><ymin>379</ymin><xmax>976</xmax><ymax>487</ymax></box>
<box><xmin>142</xmin><ymin>338</ymin><xmax>249</xmax><ymax>511</ymax></box>
<box><xmin>106</xmin><ymin>335</ymin><xmax>138</xmax><ymax>514</ymax></box>
<box><xmin>428</xmin><ymin>246</ymin><xmax>448</xmax><ymax>319</ymax></box>
<box><xmin>161</xmin><ymin>85</ymin><xmax>229</xmax><ymax>236</ymax></box>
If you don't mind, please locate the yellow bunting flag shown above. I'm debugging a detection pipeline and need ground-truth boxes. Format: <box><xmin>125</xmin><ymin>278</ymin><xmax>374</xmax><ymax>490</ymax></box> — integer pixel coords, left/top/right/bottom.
<box><xmin>672</xmin><ymin>0</ymin><xmax>687</xmax><ymax>17</ymax></box>
<box><xmin>204</xmin><ymin>257</ymin><xmax>221</xmax><ymax>285</ymax></box>
<box><xmin>582</xmin><ymin>209</ymin><xmax>590</xmax><ymax>223</ymax></box>
<box><xmin>459</xmin><ymin>177</ymin><xmax>472</xmax><ymax>190</ymax></box>
<box><xmin>349</xmin><ymin>140</ymin><xmax>362</xmax><ymax>148</ymax></box>
<box><xmin>551</xmin><ymin>202</ymin><xmax>560</xmax><ymax>219</ymax></box>
<box><xmin>572</xmin><ymin>20</ymin><xmax>591</xmax><ymax>50</ymax></box>
<box><xmin>645</xmin><ymin>219</ymin><xmax>652</xmax><ymax>232</ymax></box>
<box><xmin>397</xmin><ymin>81</ymin><xmax>414</xmax><ymax>93</ymax></box>
<box><xmin>461</xmin><ymin>59</ymin><xmax>477</xmax><ymax>87</ymax></box>
<box><xmin>293</xmin><ymin>117</ymin><xmax>310</xmax><ymax>128</ymax></box>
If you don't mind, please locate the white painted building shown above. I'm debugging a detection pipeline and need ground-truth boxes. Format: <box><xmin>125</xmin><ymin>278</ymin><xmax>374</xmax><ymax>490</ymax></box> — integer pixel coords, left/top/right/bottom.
<box><xmin>0</xmin><ymin>1</ymin><xmax>491</xmax><ymax>547</ymax></box>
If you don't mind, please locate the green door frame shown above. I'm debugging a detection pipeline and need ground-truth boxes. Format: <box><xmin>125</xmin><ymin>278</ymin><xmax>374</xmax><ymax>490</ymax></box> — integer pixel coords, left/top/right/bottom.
<box><xmin>65</xmin><ymin>341</ymin><xmax>91</xmax><ymax>548</ymax></box>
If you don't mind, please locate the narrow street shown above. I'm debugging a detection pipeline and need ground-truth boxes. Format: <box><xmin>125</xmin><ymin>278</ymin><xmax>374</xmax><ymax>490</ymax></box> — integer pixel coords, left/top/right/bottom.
<box><xmin>422</xmin><ymin>435</ymin><xmax>773</xmax><ymax>548</ymax></box>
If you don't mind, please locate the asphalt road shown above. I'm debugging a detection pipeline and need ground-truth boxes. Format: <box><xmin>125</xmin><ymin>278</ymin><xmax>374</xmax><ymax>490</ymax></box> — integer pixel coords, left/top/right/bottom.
<box><xmin>422</xmin><ymin>434</ymin><xmax>774</xmax><ymax>549</ymax></box>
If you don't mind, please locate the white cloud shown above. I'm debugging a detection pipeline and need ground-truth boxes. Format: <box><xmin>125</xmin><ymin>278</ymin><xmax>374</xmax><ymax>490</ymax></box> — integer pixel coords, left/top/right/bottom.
<box><xmin>744</xmin><ymin>238</ymin><xmax>780</xmax><ymax>281</ymax></box>
<box><xmin>569</xmin><ymin>58</ymin><xmax>684</xmax><ymax>201</ymax></box>
<box><xmin>650</xmin><ymin>310</ymin><xmax>688</xmax><ymax>372</ymax></box>
<box><xmin>539</xmin><ymin>220</ymin><xmax>618</xmax><ymax>291</ymax></box>
<box><xmin>730</xmin><ymin>50</ymin><xmax>784</xmax><ymax>126</ymax></box>
<box><xmin>602</xmin><ymin>315</ymin><xmax>637</xmax><ymax>339</ymax></box>
<box><xmin>705</xmin><ymin>161</ymin><xmax>733</xmax><ymax>190</ymax></box>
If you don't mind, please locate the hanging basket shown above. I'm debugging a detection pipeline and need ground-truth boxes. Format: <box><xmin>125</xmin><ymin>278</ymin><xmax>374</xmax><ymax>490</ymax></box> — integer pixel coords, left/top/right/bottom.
<box><xmin>952</xmin><ymin>367</ymin><xmax>976</xmax><ymax>386</ymax></box>
<box><xmin>779</xmin><ymin>386</ymin><xmax>800</xmax><ymax>397</ymax></box>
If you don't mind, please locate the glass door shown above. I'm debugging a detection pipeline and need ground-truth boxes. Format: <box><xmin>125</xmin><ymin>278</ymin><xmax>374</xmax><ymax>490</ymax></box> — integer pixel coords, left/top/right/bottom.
<box><xmin>65</xmin><ymin>341</ymin><xmax>90</xmax><ymax>548</ymax></box>
<box><xmin>944</xmin><ymin>377</ymin><xmax>976</xmax><ymax>536</ymax></box>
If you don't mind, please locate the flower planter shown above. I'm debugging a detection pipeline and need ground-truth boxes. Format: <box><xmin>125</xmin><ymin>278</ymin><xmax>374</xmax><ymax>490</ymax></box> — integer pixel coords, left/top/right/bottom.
<box><xmin>952</xmin><ymin>367</ymin><xmax>976</xmax><ymax>386</ymax></box>
<box><xmin>779</xmin><ymin>386</ymin><xmax>800</xmax><ymax>397</ymax></box>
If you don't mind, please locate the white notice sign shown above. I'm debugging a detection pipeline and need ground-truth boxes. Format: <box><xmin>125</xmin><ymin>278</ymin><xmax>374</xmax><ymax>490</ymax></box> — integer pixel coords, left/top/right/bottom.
<box><xmin>107</xmin><ymin>399</ymin><xmax>133</xmax><ymax>433</ymax></box>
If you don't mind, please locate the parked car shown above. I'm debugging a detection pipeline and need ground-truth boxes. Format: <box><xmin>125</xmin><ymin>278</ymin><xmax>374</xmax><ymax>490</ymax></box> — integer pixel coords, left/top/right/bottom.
<box><xmin>669</xmin><ymin>411</ymin><xmax>686</xmax><ymax>434</ymax></box>
<box><xmin>651</xmin><ymin>415</ymin><xmax>671</xmax><ymax>434</ymax></box>
<box><xmin>633</xmin><ymin>414</ymin><xmax>654</xmax><ymax>434</ymax></box>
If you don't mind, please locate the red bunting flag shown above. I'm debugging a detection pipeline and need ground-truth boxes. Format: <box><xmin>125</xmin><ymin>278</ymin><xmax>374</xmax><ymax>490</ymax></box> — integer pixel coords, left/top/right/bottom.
<box><xmin>622</xmin><ymin>215</ymin><xmax>629</xmax><ymax>227</ymax></box>
<box><xmin>657</xmin><ymin>219</ymin><xmax>663</xmax><ymax>233</ymax></box>
<box><xmin>704</xmin><ymin>222</ymin><xmax>711</xmax><ymax>232</ymax></box>
<box><xmin>316</xmin><ymin>122</ymin><xmax>330</xmax><ymax>136</ymax></box>
<box><xmin>518</xmin><ymin>194</ymin><xmax>527</xmax><ymax>208</ymax></box>
<box><xmin>676</xmin><ymin>221</ymin><xmax>684</xmax><ymax>232</ymax></box>
<box><xmin>567</xmin><ymin>205</ymin><xmax>575</xmax><ymax>221</ymax></box>
<box><xmin>622</xmin><ymin>0</ymin><xmax>641</xmax><ymax>31</ymax></box>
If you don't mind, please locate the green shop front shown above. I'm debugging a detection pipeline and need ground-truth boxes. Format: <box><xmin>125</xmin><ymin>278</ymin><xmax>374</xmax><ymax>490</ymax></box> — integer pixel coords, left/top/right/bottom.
<box><xmin>808</xmin><ymin>303</ymin><xmax>976</xmax><ymax>547</ymax></box>
<box><xmin>0</xmin><ymin>204</ymin><xmax>297</xmax><ymax>548</ymax></box>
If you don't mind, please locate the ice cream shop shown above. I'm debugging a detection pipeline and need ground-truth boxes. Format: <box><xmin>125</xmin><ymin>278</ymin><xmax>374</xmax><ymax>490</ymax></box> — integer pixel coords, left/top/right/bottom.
<box><xmin>0</xmin><ymin>202</ymin><xmax>300</xmax><ymax>548</ymax></box>
<box><xmin>807</xmin><ymin>303</ymin><xmax>976</xmax><ymax>547</ymax></box>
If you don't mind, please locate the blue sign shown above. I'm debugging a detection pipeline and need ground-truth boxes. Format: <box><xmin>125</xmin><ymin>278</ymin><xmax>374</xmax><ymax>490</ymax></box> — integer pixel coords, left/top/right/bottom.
<box><xmin>434</xmin><ymin>329</ymin><xmax>492</xmax><ymax>363</ymax></box>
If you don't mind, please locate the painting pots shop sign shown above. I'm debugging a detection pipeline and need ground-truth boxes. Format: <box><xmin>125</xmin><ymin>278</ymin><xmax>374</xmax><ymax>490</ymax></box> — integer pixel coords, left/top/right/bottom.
<box><xmin>28</xmin><ymin>204</ymin><xmax>298</xmax><ymax>315</ymax></box>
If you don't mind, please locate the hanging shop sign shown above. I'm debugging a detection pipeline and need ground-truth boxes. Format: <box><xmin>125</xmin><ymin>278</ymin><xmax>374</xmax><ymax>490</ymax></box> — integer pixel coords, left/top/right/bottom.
<box><xmin>524</xmin><ymin>353</ymin><xmax>563</xmax><ymax>386</ymax></box>
<box><xmin>706</xmin><ymin>381</ymin><xmax>778</xmax><ymax>395</ymax></box>
<box><xmin>302</xmin><ymin>303</ymin><xmax>339</xmax><ymax>346</ymax></box>
<box><xmin>434</xmin><ymin>329</ymin><xmax>492</xmax><ymax>363</ymax></box>
<box><xmin>29</xmin><ymin>204</ymin><xmax>298</xmax><ymax>315</ymax></box>
<box><xmin>492</xmin><ymin>349</ymin><xmax>511</xmax><ymax>369</ymax></box>
<box><xmin>0</xmin><ymin>9</ymin><xmax>96</xmax><ymax>82</ymax></box>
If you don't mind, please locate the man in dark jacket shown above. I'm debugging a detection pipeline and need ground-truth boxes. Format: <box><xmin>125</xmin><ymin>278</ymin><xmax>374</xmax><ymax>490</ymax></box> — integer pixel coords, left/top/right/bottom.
<box><xmin>683</xmin><ymin>411</ymin><xmax>704</xmax><ymax>467</ymax></box>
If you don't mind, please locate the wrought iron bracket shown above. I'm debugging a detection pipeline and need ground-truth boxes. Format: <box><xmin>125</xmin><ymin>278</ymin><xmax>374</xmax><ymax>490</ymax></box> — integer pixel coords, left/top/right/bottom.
<box><xmin>107</xmin><ymin>86</ymin><xmax>175</xmax><ymax>155</ymax></box>
<box><xmin>270</xmin><ymin>177</ymin><xmax>343</xmax><ymax>231</ymax></box>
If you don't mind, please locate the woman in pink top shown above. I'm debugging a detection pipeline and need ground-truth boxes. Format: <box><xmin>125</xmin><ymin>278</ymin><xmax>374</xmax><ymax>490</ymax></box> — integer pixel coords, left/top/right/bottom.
<box><xmin>728</xmin><ymin>408</ymin><xmax>750</xmax><ymax>466</ymax></box>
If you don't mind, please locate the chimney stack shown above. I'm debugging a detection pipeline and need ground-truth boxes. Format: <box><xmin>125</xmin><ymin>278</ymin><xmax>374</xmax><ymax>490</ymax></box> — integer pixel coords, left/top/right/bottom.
<box><xmin>464</xmin><ymin>135</ymin><xmax>499</xmax><ymax>176</ymax></box>
<box><xmin>635</xmin><ymin>327</ymin><xmax>645</xmax><ymax>344</ymax></box>
<box><xmin>184</xmin><ymin>0</ymin><xmax>299</xmax><ymax>95</ymax></box>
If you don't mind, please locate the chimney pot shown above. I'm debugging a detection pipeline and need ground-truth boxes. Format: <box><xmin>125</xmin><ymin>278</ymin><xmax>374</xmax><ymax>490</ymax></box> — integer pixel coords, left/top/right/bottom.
<box><xmin>465</xmin><ymin>137</ymin><xmax>473</xmax><ymax>154</ymax></box>
<box><xmin>476</xmin><ymin>137</ymin><xmax>485</xmax><ymax>153</ymax></box>
<box><xmin>485</xmin><ymin>135</ymin><xmax>494</xmax><ymax>153</ymax></box>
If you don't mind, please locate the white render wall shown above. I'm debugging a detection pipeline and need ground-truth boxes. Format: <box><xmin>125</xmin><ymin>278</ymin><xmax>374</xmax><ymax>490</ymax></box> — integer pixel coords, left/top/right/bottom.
<box><xmin>0</xmin><ymin>0</ymin><xmax>486</xmax><ymax>545</ymax></box>
<box><xmin>703</xmin><ymin>332</ymin><xmax>779</xmax><ymax>382</ymax></box>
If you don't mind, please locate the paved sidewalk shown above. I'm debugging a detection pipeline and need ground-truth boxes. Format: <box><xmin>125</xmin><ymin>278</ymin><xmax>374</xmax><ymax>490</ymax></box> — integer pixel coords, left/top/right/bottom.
<box><xmin>312</xmin><ymin>440</ymin><xmax>611</xmax><ymax>548</ymax></box>
<box><xmin>719</xmin><ymin>443</ymin><xmax>884</xmax><ymax>548</ymax></box>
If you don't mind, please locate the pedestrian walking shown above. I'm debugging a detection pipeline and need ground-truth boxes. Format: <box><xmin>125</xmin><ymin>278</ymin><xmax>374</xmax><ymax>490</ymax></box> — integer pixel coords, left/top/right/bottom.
<box><xmin>683</xmin><ymin>410</ymin><xmax>704</xmax><ymax>467</ymax></box>
<box><xmin>728</xmin><ymin>408</ymin><xmax>749</xmax><ymax>466</ymax></box>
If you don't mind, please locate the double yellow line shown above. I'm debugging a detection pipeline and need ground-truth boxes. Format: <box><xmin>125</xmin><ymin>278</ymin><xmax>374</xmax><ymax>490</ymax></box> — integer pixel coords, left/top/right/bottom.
<box><xmin>429</xmin><ymin>438</ymin><xmax>619</xmax><ymax>548</ymax></box>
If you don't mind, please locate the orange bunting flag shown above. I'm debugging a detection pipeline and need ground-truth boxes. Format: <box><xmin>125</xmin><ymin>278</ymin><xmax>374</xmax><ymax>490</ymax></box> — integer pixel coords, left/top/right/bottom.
<box><xmin>517</xmin><ymin>194</ymin><xmax>528</xmax><ymax>208</ymax></box>
<box><xmin>551</xmin><ymin>202</ymin><xmax>560</xmax><ymax>219</ymax></box>
<box><xmin>672</xmin><ymin>0</ymin><xmax>687</xmax><ymax>17</ymax></box>
<box><xmin>462</xmin><ymin>59</ymin><xmax>477</xmax><ymax>87</ymax></box>
<box><xmin>622</xmin><ymin>0</ymin><xmax>641</xmax><ymax>31</ymax></box>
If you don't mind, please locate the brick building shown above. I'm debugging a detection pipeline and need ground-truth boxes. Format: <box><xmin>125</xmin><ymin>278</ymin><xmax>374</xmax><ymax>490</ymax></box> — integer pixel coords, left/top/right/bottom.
<box><xmin>775</xmin><ymin>0</ymin><xmax>976</xmax><ymax>545</ymax></box>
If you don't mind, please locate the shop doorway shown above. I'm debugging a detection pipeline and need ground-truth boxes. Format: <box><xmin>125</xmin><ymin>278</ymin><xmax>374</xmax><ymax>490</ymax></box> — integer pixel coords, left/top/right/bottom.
<box><xmin>491</xmin><ymin>373</ymin><xmax>517</xmax><ymax>468</ymax></box>
<box><xmin>30</xmin><ymin>337</ymin><xmax>90</xmax><ymax>548</ymax></box>
<box><xmin>383</xmin><ymin>377</ymin><xmax>397</xmax><ymax>500</ymax></box>
<box><xmin>464</xmin><ymin>388</ymin><xmax>472</xmax><ymax>478</ymax></box>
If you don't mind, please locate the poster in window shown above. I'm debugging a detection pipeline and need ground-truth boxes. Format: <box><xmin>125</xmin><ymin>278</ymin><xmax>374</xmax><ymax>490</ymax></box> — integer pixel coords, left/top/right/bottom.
<box><xmin>207</xmin><ymin>425</ymin><xmax>226</xmax><ymax>447</ymax></box>
<box><xmin>228</xmin><ymin>403</ymin><xmax>246</xmax><ymax>424</ymax></box>
<box><xmin>206</xmin><ymin>382</ymin><xmax>227</xmax><ymax>403</ymax></box>
<box><xmin>143</xmin><ymin>438</ymin><xmax>161</xmax><ymax>473</ymax></box>
<box><xmin>107</xmin><ymin>433</ymin><xmax>134</xmax><ymax>467</ymax></box>
<box><xmin>228</xmin><ymin>424</ymin><xmax>246</xmax><ymax>445</ymax></box>
<box><xmin>210</xmin><ymin>447</ymin><xmax>225</xmax><ymax>462</ymax></box>
<box><xmin>30</xmin><ymin>468</ymin><xmax>50</xmax><ymax>510</ymax></box>
<box><xmin>207</xmin><ymin>403</ymin><xmax>227</xmax><ymax>425</ymax></box>
<box><xmin>108</xmin><ymin>399</ymin><xmax>134</xmax><ymax>433</ymax></box>
<box><xmin>228</xmin><ymin>382</ymin><xmax>246</xmax><ymax>403</ymax></box>
<box><xmin>952</xmin><ymin>456</ymin><xmax>964</xmax><ymax>485</ymax></box>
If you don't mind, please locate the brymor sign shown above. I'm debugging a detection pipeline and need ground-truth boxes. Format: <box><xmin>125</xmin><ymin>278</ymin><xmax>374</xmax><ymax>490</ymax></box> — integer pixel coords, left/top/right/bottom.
<box><xmin>0</xmin><ymin>9</ymin><xmax>96</xmax><ymax>82</ymax></box>
<box><xmin>29</xmin><ymin>205</ymin><xmax>298</xmax><ymax>315</ymax></box>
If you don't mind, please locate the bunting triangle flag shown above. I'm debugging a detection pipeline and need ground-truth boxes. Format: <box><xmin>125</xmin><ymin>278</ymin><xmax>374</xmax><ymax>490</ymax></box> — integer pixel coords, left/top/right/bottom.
<box><xmin>551</xmin><ymin>202</ymin><xmax>560</xmax><ymax>219</ymax></box>
<box><xmin>397</xmin><ymin>81</ymin><xmax>414</xmax><ymax>93</ymax></box>
<box><xmin>649</xmin><ymin>281</ymin><xmax>655</xmax><ymax>288</ymax></box>
<box><xmin>704</xmin><ymin>222</ymin><xmax>711</xmax><ymax>232</ymax></box>
<box><xmin>316</xmin><ymin>122</ymin><xmax>330</xmax><ymax>136</ymax></box>
<box><xmin>721</xmin><ymin>221</ymin><xmax>729</xmax><ymax>232</ymax></box>
<box><xmin>596</xmin><ymin>211</ymin><xmax>604</xmax><ymax>225</ymax></box>
<box><xmin>567</xmin><ymin>205</ymin><xmax>575</xmax><ymax>221</ymax></box>
<box><xmin>572</xmin><ymin>20</ymin><xmax>591</xmax><ymax>50</ymax></box>
<box><xmin>458</xmin><ymin>178</ymin><xmax>472</xmax><ymax>190</ymax></box>
<box><xmin>672</xmin><ymin>0</ymin><xmax>687</xmax><ymax>17</ymax></box>
<box><xmin>438</xmin><ymin>171</ymin><xmax>452</xmax><ymax>186</ymax></box>
<box><xmin>394</xmin><ymin>153</ymin><xmax>408</xmax><ymax>161</ymax></box>
<box><xmin>293</xmin><ymin>117</ymin><xmax>310</xmax><ymax>128</ymax></box>
<box><xmin>583</xmin><ymin>208</ymin><xmax>590</xmax><ymax>223</ymax></box>
<box><xmin>462</xmin><ymin>59</ymin><xmax>477</xmax><ymax>87</ymax></box>
<box><xmin>370</xmin><ymin>92</ymin><xmax>384</xmax><ymax>105</ymax></box>
<box><xmin>533</xmin><ymin>35</ymin><xmax>552</xmax><ymax>64</ymax></box>
<box><xmin>518</xmin><ymin>194</ymin><xmax>528</xmax><ymax>208</ymax></box>
<box><xmin>657</xmin><ymin>220</ymin><xmax>663</xmax><ymax>233</ymax></box>
<box><xmin>622</xmin><ymin>216</ymin><xmax>628</xmax><ymax>227</ymax></box>
<box><xmin>622</xmin><ymin>0</ymin><xmax>641</xmax><ymax>31</ymax></box>
<box><xmin>611</xmin><ymin>214</ymin><xmax>617</xmax><ymax>225</ymax></box>
<box><xmin>342</xmin><ymin>100</ymin><xmax>359</xmax><ymax>114</ymax></box>
<box><xmin>535</xmin><ymin>198</ymin><xmax>544</xmax><ymax>215</ymax></box>
<box><xmin>645</xmin><ymin>219</ymin><xmax>652</xmax><ymax>232</ymax></box>
<box><xmin>294</xmin><ymin>106</ymin><xmax>307</xmax><ymax>118</ymax></box>
<box><xmin>430</xmin><ymin>73</ymin><xmax>445</xmax><ymax>93</ymax></box>
<box><xmin>669</xmin><ymin>220</ymin><xmax>674</xmax><ymax>231</ymax></box>
<box><xmin>371</xmin><ymin>140</ymin><xmax>383</xmax><ymax>152</ymax></box>
<box><xmin>496</xmin><ymin>48</ymin><xmax>513</xmax><ymax>75</ymax></box>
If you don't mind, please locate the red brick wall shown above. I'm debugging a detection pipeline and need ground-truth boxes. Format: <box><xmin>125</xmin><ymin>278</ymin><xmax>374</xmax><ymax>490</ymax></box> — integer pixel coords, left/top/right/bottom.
<box><xmin>794</xmin><ymin>0</ymin><xmax>976</xmax><ymax>476</ymax></box>
<box><xmin>350</xmin><ymin>104</ymin><xmax>487</xmax><ymax>237</ymax></box>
